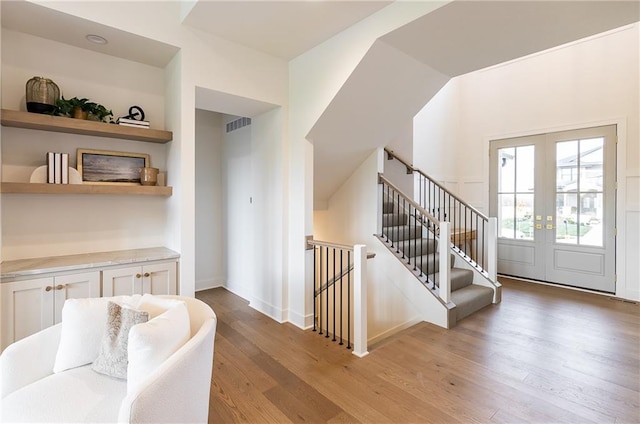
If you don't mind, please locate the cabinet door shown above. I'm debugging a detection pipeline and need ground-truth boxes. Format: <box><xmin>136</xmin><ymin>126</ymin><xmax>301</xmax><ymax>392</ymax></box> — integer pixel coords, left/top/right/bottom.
<box><xmin>142</xmin><ymin>262</ymin><xmax>177</xmax><ymax>295</ymax></box>
<box><xmin>102</xmin><ymin>266</ymin><xmax>143</xmax><ymax>297</ymax></box>
<box><xmin>53</xmin><ymin>271</ymin><xmax>101</xmax><ymax>324</ymax></box>
<box><xmin>1</xmin><ymin>277</ymin><xmax>54</xmax><ymax>349</ymax></box>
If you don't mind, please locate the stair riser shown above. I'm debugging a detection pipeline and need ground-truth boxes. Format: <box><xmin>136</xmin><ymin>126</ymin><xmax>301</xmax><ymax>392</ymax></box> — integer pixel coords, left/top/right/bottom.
<box><xmin>435</xmin><ymin>268</ymin><xmax>475</xmax><ymax>291</ymax></box>
<box><xmin>382</xmin><ymin>213</ymin><xmax>408</xmax><ymax>226</ymax></box>
<box><xmin>395</xmin><ymin>239</ymin><xmax>437</xmax><ymax>257</ymax></box>
<box><xmin>382</xmin><ymin>201</ymin><xmax>395</xmax><ymax>214</ymax></box>
<box><xmin>415</xmin><ymin>255</ymin><xmax>439</xmax><ymax>274</ymax></box>
<box><xmin>383</xmin><ymin>226</ymin><xmax>423</xmax><ymax>242</ymax></box>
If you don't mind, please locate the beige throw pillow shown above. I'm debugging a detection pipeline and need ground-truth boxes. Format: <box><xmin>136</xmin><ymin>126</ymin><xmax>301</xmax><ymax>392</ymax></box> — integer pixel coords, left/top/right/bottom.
<box><xmin>53</xmin><ymin>295</ymin><xmax>142</xmax><ymax>373</ymax></box>
<box><xmin>91</xmin><ymin>301</ymin><xmax>148</xmax><ymax>379</ymax></box>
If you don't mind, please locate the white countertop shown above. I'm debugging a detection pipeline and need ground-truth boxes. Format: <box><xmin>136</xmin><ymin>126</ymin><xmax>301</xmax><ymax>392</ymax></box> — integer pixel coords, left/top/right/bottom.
<box><xmin>0</xmin><ymin>247</ymin><xmax>180</xmax><ymax>281</ymax></box>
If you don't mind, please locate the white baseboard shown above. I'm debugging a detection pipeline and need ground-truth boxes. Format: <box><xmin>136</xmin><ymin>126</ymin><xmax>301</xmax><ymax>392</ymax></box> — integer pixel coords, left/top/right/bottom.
<box><xmin>219</xmin><ymin>284</ymin><xmax>251</xmax><ymax>303</ymax></box>
<box><xmin>249</xmin><ymin>297</ymin><xmax>287</xmax><ymax>323</ymax></box>
<box><xmin>195</xmin><ymin>277</ymin><xmax>225</xmax><ymax>292</ymax></box>
<box><xmin>368</xmin><ymin>316</ymin><xmax>422</xmax><ymax>346</ymax></box>
<box><xmin>287</xmin><ymin>309</ymin><xmax>314</xmax><ymax>330</ymax></box>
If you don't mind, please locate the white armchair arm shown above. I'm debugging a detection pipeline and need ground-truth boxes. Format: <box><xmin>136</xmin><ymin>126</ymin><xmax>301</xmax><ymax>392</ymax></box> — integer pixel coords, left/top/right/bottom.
<box><xmin>118</xmin><ymin>318</ymin><xmax>216</xmax><ymax>424</ymax></box>
<box><xmin>0</xmin><ymin>324</ymin><xmax>61</xmax><ymax>398</ymax></box>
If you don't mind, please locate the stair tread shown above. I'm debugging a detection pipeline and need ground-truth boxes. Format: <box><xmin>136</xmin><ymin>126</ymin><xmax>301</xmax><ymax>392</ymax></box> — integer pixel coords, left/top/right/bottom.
<box><xmin>451</xmin><ymin>285</ymin><xmax>494</xmax><ymax>322</ymax></box>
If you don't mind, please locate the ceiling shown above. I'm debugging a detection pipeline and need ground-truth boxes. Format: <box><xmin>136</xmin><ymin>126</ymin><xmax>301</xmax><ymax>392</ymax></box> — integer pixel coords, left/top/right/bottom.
<box><xmin>308</xmin><ymin>0</ymin><xmax>639</xmax><ymax>207</ymax></box>
<box><xmin>0</xmin><ymin>1</ymin><xmax>180</xmax><ymax>68</ymax></box>
<box><xmin>181</xmin><ymin>1</ymin><xmax>392</xmax><ymax>60</ymax></box>
<box><xmin>1</xmin><ymin>1</ymin><xmax>392</xmax><ymax>66</ymax></box>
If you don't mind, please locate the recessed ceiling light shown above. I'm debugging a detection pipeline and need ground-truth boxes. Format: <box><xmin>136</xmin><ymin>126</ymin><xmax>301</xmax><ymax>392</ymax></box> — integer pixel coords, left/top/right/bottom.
<box><xmin>86</xmin><ymin>34</ymin><xmax>108</xmax><ymax>45</ymax></box>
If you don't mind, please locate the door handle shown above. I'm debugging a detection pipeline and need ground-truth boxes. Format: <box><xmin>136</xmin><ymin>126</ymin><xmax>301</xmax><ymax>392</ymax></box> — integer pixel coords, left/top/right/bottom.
<box><xmin>55</xmin><ymin>284</ymin><xmax>66</xmax><ymax>290</ymax></box>
<box><xmin>535</xmin><ymin>224</ymin><xmax>543</xmax><ymax>230</ymax></box>
<box><xmin>143</xmin><ymin>272</ymin><xmax>150</xmax><ymax>278</ymax></box>
<box><xmin>136</xmin><ymin>273</ymin><xmax>142</xmax><ymax>279</ymax></box>
<box><xmin>45</xmin><ymin>286</ymin><xmax>53</xmax><ymax>292</ymax></box>
<box><xmin>546</xmin><ymin>224</ymin><xmax>554</xmax><ymax>230</ymax></box>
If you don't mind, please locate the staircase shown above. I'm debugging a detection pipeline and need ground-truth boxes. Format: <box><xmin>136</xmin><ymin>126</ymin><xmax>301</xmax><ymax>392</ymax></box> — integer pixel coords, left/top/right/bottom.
<box><xmin>379</xmin><ymin>199</ymin><xmax>495</xmax><ymax>323</ymax></box>
<box><xmin>377</xmin><ymin>148</ymin><xmax>501</xmax><ymax>327</ymax></box>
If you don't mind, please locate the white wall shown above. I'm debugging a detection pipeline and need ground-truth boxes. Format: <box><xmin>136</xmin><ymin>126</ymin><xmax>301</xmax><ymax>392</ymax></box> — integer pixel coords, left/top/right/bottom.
<box><xmin>250</xmin><ymin>107</ymin><xmax>287</xmax><ymax>321</ymax></box>
<box><xmin>287</xmin><ymin>1</ymin><xmax>445</xmax><ymax>328</ymax></box>
<box><xmin>194</xmin><ymin>109</ymin><xmax>224</xmax><ymax>291</ymax></box>
<box><xmin>1</xmin><ymin>29</ymin><xmax>169</xmax><ymax>261</ymax></box>
<box><xmin>3</xmin><ymin>2</ymin><xmax>289</xmax><ymax>298</ymax></box>
<box><xmin>223</xmin><ymin>117</ymin><xmax>253</xmax><ymax>301</ymax></box>
<box><xmin>414</xmin><ymin>24</ymin><xmax>640</xmax><ymax>300</ymax></box>
<box><xmin>221</xmin><ymin>108</ymin><xmax>286</xmax><ymax>322</ymax></box>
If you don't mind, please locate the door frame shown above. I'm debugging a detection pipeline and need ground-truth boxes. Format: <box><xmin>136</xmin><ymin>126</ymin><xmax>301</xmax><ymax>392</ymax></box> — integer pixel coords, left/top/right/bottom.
<box><xmin>482</xmin><ymin>118</ymin><xmax>628</xmax><ymax>298</ymax></box>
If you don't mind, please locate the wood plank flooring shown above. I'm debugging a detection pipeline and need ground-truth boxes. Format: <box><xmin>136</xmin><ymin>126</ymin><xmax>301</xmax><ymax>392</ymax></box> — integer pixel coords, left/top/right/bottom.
<box><xmin>196</xmin><ymin>278</ymin><xmax>639</xmax><ymax>423</ymax></box>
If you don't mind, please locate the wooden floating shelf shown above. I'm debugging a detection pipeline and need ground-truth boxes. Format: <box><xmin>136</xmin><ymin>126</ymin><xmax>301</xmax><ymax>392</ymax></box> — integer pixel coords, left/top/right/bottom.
<box><xmin>1</xmin><ymin>109</ymin><xmax>172</xmax><ymax>144</ymax></box>
<box><xmin>0</xmin><ymin>182</ymin><xmax>172</xmax><ymax>196</ymax></box>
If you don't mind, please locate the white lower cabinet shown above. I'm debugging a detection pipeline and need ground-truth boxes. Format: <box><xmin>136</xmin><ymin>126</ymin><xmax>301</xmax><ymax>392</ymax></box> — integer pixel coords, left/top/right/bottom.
<box><xmin>1</xmin><ymin>271</ymin><xmax>100</xmax><ymax>349</ymax></box>
<box><xmin>102</xmin><ymin>261</ymin><xmax>177</xmax><ymax>297</ymax></box>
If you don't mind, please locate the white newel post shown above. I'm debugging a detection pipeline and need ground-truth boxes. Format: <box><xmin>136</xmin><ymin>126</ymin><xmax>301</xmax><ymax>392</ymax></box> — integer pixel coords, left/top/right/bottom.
<box><xmin>439</xmin><ymin>222</ymin><xmax>451</xmax><ymax>303</ymax></box>
<box><xmin>487</xmin><ymin>217</ymin><xmax>498</xmax><ymax>281</ymax></box>
<box><xmin>353</xmin><ymin>244</ymin><xmax>369</xmax><ymax>358</ymax></box>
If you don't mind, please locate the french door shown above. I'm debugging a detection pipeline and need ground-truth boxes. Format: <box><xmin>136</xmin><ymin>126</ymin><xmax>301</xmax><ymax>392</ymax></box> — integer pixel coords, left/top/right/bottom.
<box><xmin>489</xmin><ymin>125</ymin><xmax>616</xmax><ymax>293</ymax></box>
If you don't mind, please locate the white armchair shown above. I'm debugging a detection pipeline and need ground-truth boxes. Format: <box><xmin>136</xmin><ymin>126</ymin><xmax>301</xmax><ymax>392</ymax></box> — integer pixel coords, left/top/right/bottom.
<box><xmin>0</xmin><ymin>295</ymin><xmax>217</xmax><ymax>423</ymax></box>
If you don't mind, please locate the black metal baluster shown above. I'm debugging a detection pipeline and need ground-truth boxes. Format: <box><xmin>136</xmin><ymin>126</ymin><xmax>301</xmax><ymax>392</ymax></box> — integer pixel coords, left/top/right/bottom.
<box><xmin>332</xmin><ymin>248</ymin><xmax>336</xmax><ymax>341</ymax></box>
<box><xmin>458</xmin><ymin>199</ymin><xmax>462</xmax><ymax>251</ymax></box>
<box><xmin>313</xmin><ymin>246</ymin><xmax>317</xmax><ymax>332</ymax></box>
<box><xmin>347</xmin><ymin>250</ymin><xmax>352</xmax><ymax>350</ymax></box>
<box><xmin>339</xmin><ymin>251</ymin><xmax>344</xmax><ymax>345</ymax></box>
<box><xmin>410</xmin><ymin>207</ymin><xmax>422</xmax><ymax>271</ymax></box>
<box><xmin>456</xmin><ymin>202</ymin><xmax>459</xmax><ymax>247</ymax></box>
<box><xmin>318</xmin><ymin>246</ymin><xmax>323</xmax><ymax>335</ymax></box>
<box><xmin>401</xmin><ymin>197</ymin><xmax>406</xmax><ymax>259</ymax></box>
<box><xmin>428</xmin><ymin>177</ymin><xmax>431</xmax><ymax>212</ymax></box>
<box><xmin>395</xmin><ymin>191</ymin><xmax>400</xmax><ymax>252</ymax></box>
<box><xmin>325</xmin><ymin>246</ymin><xmax>329</xmax><ymax>338</ymax></box>
<box><xmin>465</xmin><ymin>205</ymin><xmax>469</xmax><ymax>257</ymax></box>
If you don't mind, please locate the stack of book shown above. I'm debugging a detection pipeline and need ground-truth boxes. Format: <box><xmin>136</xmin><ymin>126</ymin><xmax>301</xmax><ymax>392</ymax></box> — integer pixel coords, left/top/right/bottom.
<box><xmin>46</xmin><ymin>152</ymin><xmax>69</xmax><ymax>184</ymax></box>
<box><xmin>116</xmin><ymin>117</ymin><xmax>150</xmax><ymax>129</ymax></box>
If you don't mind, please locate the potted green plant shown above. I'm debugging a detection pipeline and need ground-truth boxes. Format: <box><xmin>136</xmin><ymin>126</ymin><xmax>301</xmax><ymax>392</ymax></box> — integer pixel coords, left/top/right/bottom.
<box><xmin>54</xmin><ymin>96</ymin><xmax>113</xmax><ymax>122</ymax></box>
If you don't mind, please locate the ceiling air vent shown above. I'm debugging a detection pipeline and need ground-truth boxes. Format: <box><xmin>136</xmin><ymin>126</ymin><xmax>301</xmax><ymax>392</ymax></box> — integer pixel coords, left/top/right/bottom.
<box><xmin>226</xmin><ymin>117</ymin><xmax>251</xmax><ymax>133</ymax></box>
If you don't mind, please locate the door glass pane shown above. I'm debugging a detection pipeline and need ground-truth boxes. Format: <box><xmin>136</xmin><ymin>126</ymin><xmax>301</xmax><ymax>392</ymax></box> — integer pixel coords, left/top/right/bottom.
<box><xmin>516</xmin><ymin>193</ymin><xmax>534</xmax><ymax>240</ymax></box>
<box><xmin>556</xmin><ymin>140</ymin><xmax>578</xmax><ymax>192</ymax></box>
<box><xmin>498</xmin><ymin>147</ymin><xmax>515</xmax><ymax>192</ymax></box>
<box><xmin>498</xmin><ymin>145</ymin><xmax>534</xmax><ymax>239</ymax></box>
<box><xmin>516</xmin><ymin>145</ymin><xmax>535</xmax><ymax>193</ymax></box>
<box><xmin>557</xmin><ymin>193</ymin><xmax>578</xmax><ymax>244</ymax></box>
<box><xmin>498</xmin><ymin>193</ymin><xmax>515</xmax><ymax>238</ymax></box>
<box><xmin>581</xmin><ymin>193</ymin><xmax>603</xmax><ymax>246</ymax></box>
<box><xmin>556</xmin><ymin>138</ymin><xmax>604</xmax><ymax>246</ymax></box>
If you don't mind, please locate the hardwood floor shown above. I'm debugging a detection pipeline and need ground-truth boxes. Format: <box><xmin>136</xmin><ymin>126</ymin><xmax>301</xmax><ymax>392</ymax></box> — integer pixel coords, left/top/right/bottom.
<box><xmin>196</xmin><ymin>278</ymin><xmax>639</xmax><ymax>423</ymax></box>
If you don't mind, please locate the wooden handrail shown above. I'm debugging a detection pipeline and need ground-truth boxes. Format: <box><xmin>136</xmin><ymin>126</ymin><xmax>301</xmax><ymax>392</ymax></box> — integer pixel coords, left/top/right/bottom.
<box><xmin>378</xmin><ymin>174</ymin><xmax>440</xmax><ymax>227</ymax></box>
<box><xmin>384</xmin><ymin>148</ymin><xmax>488</xmax><ymax>222</ymax></box>
<box><xmin>308</xmin><ymin>239</ymin><xmax>375</xmax><ymax>259</ymax></box>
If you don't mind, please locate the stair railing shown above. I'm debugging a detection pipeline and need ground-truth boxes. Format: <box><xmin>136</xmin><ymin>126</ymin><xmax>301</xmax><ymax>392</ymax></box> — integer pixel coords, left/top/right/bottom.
<box><xmin>378</xmin><ymin>174</ymin><xmax>452</xmax><ymax>303</ymax></box>
<box><xmin>307</xmin><ymin>239</ymin><xmax>370</xmax><ymax>358</ymax></box>
<box><xmin>385</xmin><ymin>149</ymin><xmax>496</xmax><ymax>280</ymax></box>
